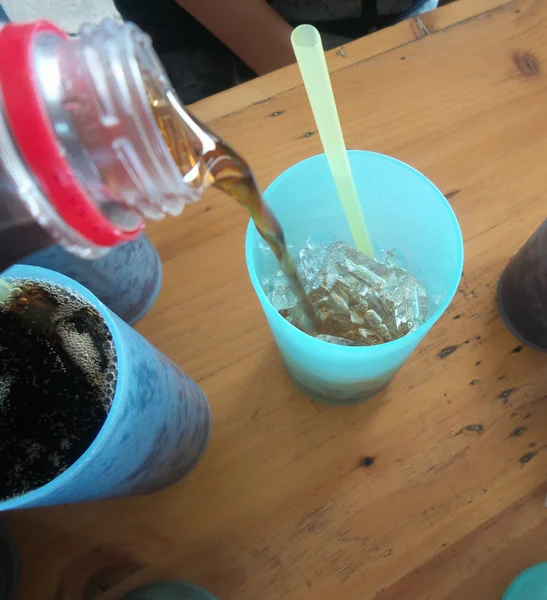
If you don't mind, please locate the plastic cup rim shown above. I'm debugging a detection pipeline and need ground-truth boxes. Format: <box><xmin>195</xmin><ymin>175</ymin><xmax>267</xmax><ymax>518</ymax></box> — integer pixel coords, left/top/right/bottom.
<box><xmin>0</xmin><ymin>264</ymin><xmax>126</xmax><ymax>510</ymax></box>
<box><xmin>245</xmin><ymin>150</ymin><xmax>464</xmax><ymax>354</ymax></box>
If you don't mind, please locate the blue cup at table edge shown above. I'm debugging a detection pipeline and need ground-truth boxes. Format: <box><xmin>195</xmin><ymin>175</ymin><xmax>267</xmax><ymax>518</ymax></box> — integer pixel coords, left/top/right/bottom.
<box><xmin>124</xmin><ymin>581</ymin><xmax>216</xmax><ymax>599</ymax></box>
<box><xmin>246</xmin><ymin>151</ymin><xmax>464</xmax><ymax>406</ymax></box>
<box><xmin>503</xmin><ymin>563</ymin><xmax>547</xmax><ymax>599</ymax></box>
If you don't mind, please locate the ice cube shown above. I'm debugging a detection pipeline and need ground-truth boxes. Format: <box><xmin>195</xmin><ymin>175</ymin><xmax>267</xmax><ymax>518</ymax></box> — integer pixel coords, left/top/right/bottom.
<box><xmin>379</xmin><ymin>270</ymin><xmax>405</xmax><ymax>309</ymax></box>
<box><xmin>381</xmin><ymin>247</ymin><xmax>408</xmax><ymax>271</ymax></box>
<box><xmin>257</xmin><ymin>238</ymin><xmax>281</xmax><ymax>290</ymax></box>
<box><xmin>341</xmin><ymin>246</ymin><xmax>389</xmax><ymax>286</ymax></box>
<box><xmin>363</xmin><ymin>309</ymin><xmax>393</xmax><ymax>343</ymax></box>
<box><xmin>310</xmin><ymin>243</ymin><xmax>388</xmax><ymax>296</ymax></box>
<box><xmin>356</xmin><ymin>327</ymin><xmax>383</xmax><ymax>346</ymax></box>
<box><xmin>374</xmin><ymin>269</ymin><xmax>407</xmax><ymax>335</ymax></box>
<box><xmin>366</xmin><ymin>294</ymin><xmax>397</xmax><ymax>338</ymax></box>
<box><xmin>402</xmin><ymin>275</ymin><xmax>428</xmax><ymax>330</ymax></box>
<box><xmin>317</xmin><ymin>334</ymin><xmax>360</xmax><ymax>346</ymax></box>
<box><xmin>260</xmin><ymin>275</ymin><xmax>274</xmax><ymax>295</ymax></box>
<box><xmin>268</xmin><ymin>270</ymin><xmax>297</xmax><ymax>310</ymax></box>
<box><xmin>298</xmin><ymin>244</ymin><xmax>329</xmax><ymax>291</ymax></box>
<box><xmin>351</xmin><ymin>298</ymin><xmax>369</xmax><ymax>320</ymax></box>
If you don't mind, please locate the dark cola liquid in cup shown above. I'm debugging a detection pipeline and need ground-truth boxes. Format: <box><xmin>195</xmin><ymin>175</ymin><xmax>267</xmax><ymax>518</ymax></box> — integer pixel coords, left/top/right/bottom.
<box><xmin>0</xmin><ymin>278</ymin><xmax>116</xmax><ymax>501</ymax></box>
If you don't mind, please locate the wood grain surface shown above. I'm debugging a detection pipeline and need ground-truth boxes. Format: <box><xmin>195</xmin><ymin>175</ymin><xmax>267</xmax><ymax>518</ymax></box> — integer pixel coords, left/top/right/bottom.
<box><xmin>5</xmin><ymin>0</ymin><xmax>547</xmax><ymax>598</ymax></box>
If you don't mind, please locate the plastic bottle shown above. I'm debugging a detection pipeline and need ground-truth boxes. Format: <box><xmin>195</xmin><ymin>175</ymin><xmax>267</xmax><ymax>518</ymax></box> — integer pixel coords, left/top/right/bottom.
<box><xmin>0</xmin><ymin>19</ymin><xmax>211</xmax><ymax>318</ymax></box>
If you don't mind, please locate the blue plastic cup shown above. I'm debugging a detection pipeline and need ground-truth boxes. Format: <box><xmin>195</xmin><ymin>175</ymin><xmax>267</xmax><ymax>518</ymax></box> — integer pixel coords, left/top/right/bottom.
<box><xmin>19</xmin><ymin>234</ymin><xmax>162</xmax><ymax>325</ymax></box>
<box><xmin>0</xmin><ymin>265</ymin><xmax>211</xmax><ymax>511</ymax></box>
<box><xmin>246</xmin><ymin>151</ymin><xmax>464</xmax><ymax>405</ymax></box>
<box><xmin>124</xmin><ymin>581</ymin><xmax>216</xmax><ymax>599</ymax></box>
<box><xmin>503</xmin><ymin>563</ymin><xmax>547</xmax><ymax>599</ymax></box>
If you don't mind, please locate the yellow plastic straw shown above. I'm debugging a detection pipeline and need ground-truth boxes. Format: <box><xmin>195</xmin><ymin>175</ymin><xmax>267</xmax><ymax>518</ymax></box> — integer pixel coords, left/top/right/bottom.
<box><xmin>291</xmin><ymin>25</ymin><xmax>374</xmax><ymax>258</ymax></box>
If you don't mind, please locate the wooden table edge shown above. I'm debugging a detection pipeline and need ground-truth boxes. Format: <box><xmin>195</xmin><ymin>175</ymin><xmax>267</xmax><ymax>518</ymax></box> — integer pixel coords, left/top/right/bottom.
<box><xmin>191</xmin><ymin>0</ymin><xmax>517</xmax><ymax>124</ymax></box>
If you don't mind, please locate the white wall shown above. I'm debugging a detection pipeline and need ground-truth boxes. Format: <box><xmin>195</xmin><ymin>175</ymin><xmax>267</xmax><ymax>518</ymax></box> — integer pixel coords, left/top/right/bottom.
<box><xmin>3</xmin><ymin>0</ymin><xmax>120</xmax><ymax>33</ymax></box>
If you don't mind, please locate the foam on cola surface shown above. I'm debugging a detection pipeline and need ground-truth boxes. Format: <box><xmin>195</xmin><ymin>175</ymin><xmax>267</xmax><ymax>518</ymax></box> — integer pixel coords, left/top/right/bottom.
<box><xmin>0</xmin><ymin>278</ymin><xmax>117</xmax><ymax>501</ymax></box>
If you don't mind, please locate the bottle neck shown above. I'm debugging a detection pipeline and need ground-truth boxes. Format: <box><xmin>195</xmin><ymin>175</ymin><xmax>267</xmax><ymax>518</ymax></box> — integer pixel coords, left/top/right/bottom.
<box><xmin>0</xmin><ymin>19</ymin><xmax>211</xmax><ymax>259</ymax></box>
<box><xmin>34</xmin><ymin>20</ymin><xmax>201</xmax><ymax>223</ymax></box>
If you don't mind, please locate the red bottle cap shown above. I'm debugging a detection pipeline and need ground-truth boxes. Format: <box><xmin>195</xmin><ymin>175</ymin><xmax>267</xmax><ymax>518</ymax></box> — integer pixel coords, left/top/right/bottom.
<box><xmin>0</xmin><ymin>20</ymin><xmax>142</xmax><ymax>247</ymax></box>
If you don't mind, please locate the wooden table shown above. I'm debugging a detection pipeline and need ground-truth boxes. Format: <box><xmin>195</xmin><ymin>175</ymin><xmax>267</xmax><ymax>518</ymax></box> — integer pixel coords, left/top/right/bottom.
<box><xmin>5</xmin><ymin>0</ymin><xmax>547</xmax><ymax>598</ymax></box>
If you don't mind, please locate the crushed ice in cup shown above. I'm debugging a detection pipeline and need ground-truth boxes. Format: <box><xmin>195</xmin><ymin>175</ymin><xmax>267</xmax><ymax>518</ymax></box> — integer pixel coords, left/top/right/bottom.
<box><xmin>259</xmin><ymin>235</ymin><xmax>428</xmax><ymax>346</ymax></box>
<box><xmin>269</xmin><ymin>270</ymin><xmax>298</xmax><ymax>310</ymax></box>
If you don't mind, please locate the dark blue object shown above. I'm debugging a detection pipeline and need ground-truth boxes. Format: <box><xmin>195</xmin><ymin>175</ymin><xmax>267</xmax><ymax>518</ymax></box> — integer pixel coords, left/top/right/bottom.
<box><xmin>0</xmin><ymin>265</ymin><xmax>210</xmax><ymax>510</ymax></box>
<box><xmin>504</xmin><ymin>563</ymin><xmax>547</xmax><ymax>600</ymax></box>
<box><xmin>21</xmin><ymin>235</ymin><xmax>162</xmax><ymax>325</ymax></box>
<box><xmin>124</xmin><ymin>581</ymin><xmax>216</xmax><ymax>599</ymax></box>
<box><xmin>0</xmin><ymin>523</ymin><xmax>18</xmax><ymax>600</ymax></box>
